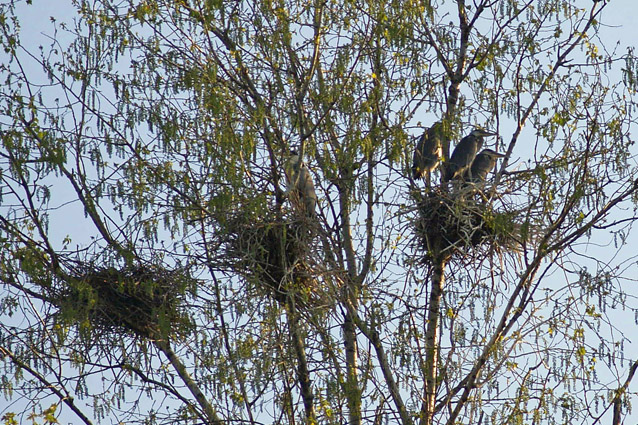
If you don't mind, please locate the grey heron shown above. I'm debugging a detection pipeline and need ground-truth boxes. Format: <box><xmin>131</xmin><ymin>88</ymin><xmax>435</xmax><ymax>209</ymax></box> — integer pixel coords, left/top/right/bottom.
<box><xmin>284</xmin><ymin>151</ymin><xmax>317</xmax><ymax>217</ymax></box>
<box><xmin>466</xmin><ymin>149</ymin><xmax>505</xmax><ymax>182</ymax></box>
<box><xmin>412</xmin><ymin>122</ymin><xmax>445</xmax><ymax>186</ymax></box>
<box><xmin>443</xmin><ymin>128</ymin><xmax>496</xmax><ymax>182</ymax></box>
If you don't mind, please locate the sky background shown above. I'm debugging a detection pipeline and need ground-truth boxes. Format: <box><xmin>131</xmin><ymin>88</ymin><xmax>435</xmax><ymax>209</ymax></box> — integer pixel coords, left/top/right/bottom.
<box><xmin>4</xmin><ymin>0</ymin><xmax>638</xmax><ymax>423</ymax></box>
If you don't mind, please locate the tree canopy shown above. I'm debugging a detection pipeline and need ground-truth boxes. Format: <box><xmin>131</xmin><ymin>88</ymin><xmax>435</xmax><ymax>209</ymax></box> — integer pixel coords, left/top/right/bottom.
<box><xmin>1</xmin><ymin>0</ymin><xmax>638</xmax><ymax>424</ymax></box>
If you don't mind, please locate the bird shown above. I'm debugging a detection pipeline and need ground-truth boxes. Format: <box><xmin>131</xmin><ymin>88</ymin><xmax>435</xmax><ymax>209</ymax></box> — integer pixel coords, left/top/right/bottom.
<box><xmin>412</xmin><ymin>122</ymin><xmax>445</xmax><ymax>187</ymax></box>
<box><xmin>284</xmin><ymin>151</ymin><xmax>317</xmax><ymax>217</ymax></box>
<box><xmin>443</xmin><ymin>128</ymin><xmax>496</xmax><ymax>182</ymax></box>
<box><xmin>465</xmin><ymin>149</ymin><xmax>506</xmax><ymax>182</ymax></box>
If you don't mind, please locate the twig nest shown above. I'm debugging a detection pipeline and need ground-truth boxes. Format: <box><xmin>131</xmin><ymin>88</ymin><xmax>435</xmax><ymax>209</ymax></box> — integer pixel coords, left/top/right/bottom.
<box><xmin>58</xmin><ymin>264</ymin><xmax>196</xmax><ymax>340</ymax></box>
<box><xmin>224</xmin><ymin>209</ymin><xmax>325</xmax><ymax>307</ymax></box>
<box><xmin>413</xmin><ymin>186</ymin><xmax>529</xmax><ymax>259</ymax></box>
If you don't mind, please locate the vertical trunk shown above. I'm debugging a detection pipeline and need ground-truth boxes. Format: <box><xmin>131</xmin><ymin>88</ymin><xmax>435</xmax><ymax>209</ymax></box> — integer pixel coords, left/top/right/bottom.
<box><xmin>613</xmin><ymin>398</ymin><xmax>621</xmax><ymax>425</ymax></box>
<box><xmin>340</xmin><ymin>185</ymin><xmax>361</xmax><ymax>425</ymax></box>
<box><xmin>343</xmin><ymin>307</ymin><xmax>361</xmax><ymax>425</ymax></box>
<box><xmin>420</xmin><ymin>255</ymin><xmax>447</xmax><ymax>425</ymax></box>
<box><xmin>441</xmin><ymin>78</ymin><xmax>461</xmax><ymax>179</ymax></box>
<box><xmin>286</xmin><ymin>299</ymin><xmax>317</xmax><ymax>424</ymax></box>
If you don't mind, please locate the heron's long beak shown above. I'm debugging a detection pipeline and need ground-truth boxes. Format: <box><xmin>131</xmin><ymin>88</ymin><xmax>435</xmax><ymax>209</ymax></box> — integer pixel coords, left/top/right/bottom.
<box><xmin>476</xmin><ymin>129</ymin><xmax>497</xmax><ymax>137</ymax></box>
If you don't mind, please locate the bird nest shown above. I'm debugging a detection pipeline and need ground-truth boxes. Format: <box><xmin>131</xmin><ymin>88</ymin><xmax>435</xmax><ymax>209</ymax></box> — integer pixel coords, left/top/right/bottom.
<box><xmin>223</xmin><ymin>211</ymin><xmax>324</xmax><ymax>307</ymax></box>
<box><xmin>56</xmin><ymin>264</ymin><xmax>196</xmax><ymax>340</ymax></box>
<box><xmin>413</xmin><ymin>186</ymin><xmax>528</xmax><ymax>260</ymax></box>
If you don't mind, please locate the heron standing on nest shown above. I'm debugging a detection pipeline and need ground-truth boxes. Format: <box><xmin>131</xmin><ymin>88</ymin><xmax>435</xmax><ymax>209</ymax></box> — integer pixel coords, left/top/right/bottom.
<box><xmin>466</xmin><ymin>149</ymin><xmax>506</xmax><ymax>182</ymax></box>
<box><xmin>443</xmin><ymin>128</ymin><xmax>497</xmax><ymax>182</ymax></box>
<box><xmin>412</xmin><ymin>122</ymin><xmax>445</xmax><ymax>187</ymax></box>
<box><xmin>284</xmin><ymin>150</ymin><xmax>317</xmax><ymax>217</ymax></box>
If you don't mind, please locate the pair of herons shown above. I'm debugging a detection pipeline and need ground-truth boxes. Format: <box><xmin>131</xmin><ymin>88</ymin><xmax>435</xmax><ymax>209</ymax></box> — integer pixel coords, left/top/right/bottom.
<box><xmin>412</xmin><ymin>122</ymin><xmax>504</xmax><ymax>186</ymax></box>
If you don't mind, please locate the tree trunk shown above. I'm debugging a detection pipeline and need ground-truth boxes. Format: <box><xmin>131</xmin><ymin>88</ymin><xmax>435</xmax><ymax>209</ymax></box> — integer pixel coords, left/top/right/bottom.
<box><xmin>343</xmin><ymin>308</ymin><xmax>361</xmax><ymax>425</ymax></box>
<box><xmin>420</xmin><ymin>255</ymin><xmax>447</xmax><ymax>425</ymax></box>
<box><xmin>286</xmin><ymin>298</ymin><xmax>317</xmax><ymax>424</ymax></box>
<box><xmin>339</xmin><ymin>179</ymin><xmax>362</xmax><ymax>425</ymax></box>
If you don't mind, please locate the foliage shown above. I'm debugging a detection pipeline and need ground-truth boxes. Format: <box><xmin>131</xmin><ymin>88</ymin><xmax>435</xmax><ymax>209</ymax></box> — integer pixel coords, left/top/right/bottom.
<box><xmin>1</xmin><ymin>0</ymin><xmax>638</xmax><ymax>424</ymax></box>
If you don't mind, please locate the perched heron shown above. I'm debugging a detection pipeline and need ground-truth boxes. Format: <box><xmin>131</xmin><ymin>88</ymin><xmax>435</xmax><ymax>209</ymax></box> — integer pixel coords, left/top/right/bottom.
<box><xmin>443</xmin><ymin>128</ymin><xmax>496</xmax><ymax>182</ymax></box>
<box><xmin>284</xmin><ymin>151</ymin><xmax>317</xmax><ymax>217</ymax></box>
<box><xmin>412</xmin><ymin>122</ymin><xmax>445</xmax><ymax>186</ymax></box>
<box><xmin>465</xmin><ymin>149</ymin><xmax>506</xmax><ymax>182</ymax></box>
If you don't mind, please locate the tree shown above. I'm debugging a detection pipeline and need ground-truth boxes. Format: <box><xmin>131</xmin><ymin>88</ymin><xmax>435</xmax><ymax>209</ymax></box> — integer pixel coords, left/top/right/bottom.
<box><xmin>1</xmin><ymin>0</ymin><xmax>638</xmax><ymax>424</ymax></box>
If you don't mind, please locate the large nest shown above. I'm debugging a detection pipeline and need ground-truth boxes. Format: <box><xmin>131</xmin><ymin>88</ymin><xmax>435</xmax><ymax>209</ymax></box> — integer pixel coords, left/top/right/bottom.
<box><xmin>223</xmin><ymin>210</ymin><xmax>325</xmax><ymax>307</ymax></box>
<box><xmin>413</xmin><ymin>186</ymin><xmax>530</xmax><ymax>260</ymax></box>
<box><xmin>57</xmin><ymin>264</ymin><xmax>196</xmax><ymax>340</ymax></box>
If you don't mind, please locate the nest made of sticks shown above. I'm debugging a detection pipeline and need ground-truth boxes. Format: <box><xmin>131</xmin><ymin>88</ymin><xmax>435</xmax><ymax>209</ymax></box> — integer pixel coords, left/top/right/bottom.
<box><xmin>224</xmin><ymin>211</ymin><xmax>322</xmax><ymax>306</ymax></box>
<box><xmin>57</xmin><ymin>264</ymin><xmax>196</xmax><ymax>340</ymax></box>
<box><xmin>413</xmin><ymin>187</ymin><xmax>529</xmax><ymax>259</ymax></box>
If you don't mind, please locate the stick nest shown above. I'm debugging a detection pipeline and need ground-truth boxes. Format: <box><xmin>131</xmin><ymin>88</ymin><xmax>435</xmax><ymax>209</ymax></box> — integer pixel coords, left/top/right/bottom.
<box><xmin>413</xmin><ymin>187</ymin><xmax>530</xmax><ymax>260</ymax></box>
<box><xmin>57</xmin><ymin>264</ymin><xmax>196</xmax><ymax>340</ymax></box>
<box><xmin>223</xmin><ymin>210</ymin><xmax>325</xmax><ymax>307</ymax></box>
